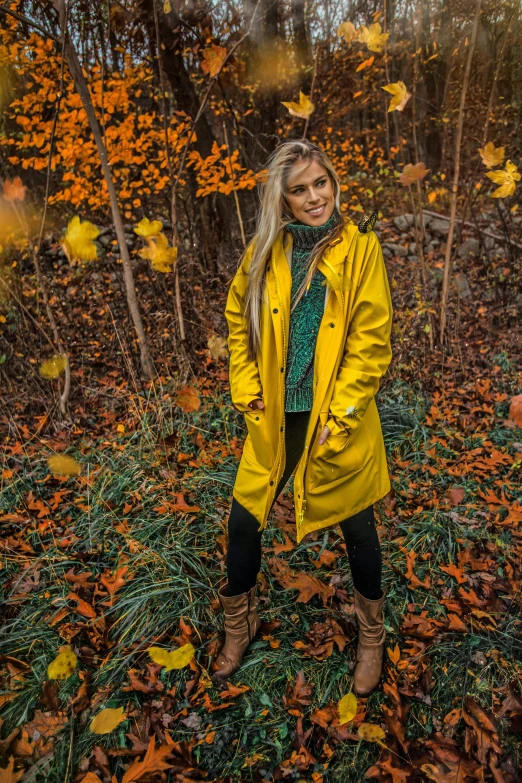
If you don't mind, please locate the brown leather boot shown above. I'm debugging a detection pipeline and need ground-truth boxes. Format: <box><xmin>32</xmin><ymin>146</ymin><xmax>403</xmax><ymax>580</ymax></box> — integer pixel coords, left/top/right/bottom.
<box><xmin>353</xmin><ymin>586</ymin><xmax>387</xmax><ymax>696</ymax></box>
<box><xmin>211</xmin><ymin>581</ymin><xmax>261</xmax><ymax>684</ymax></box>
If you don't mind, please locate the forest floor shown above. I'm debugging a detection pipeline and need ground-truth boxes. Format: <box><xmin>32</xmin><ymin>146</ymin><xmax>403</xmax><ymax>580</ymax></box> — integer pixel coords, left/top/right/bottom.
<box><xmin>1</xmin><ymin>213</ymin><xmax>521</xmax><ymax>782</ymax></box>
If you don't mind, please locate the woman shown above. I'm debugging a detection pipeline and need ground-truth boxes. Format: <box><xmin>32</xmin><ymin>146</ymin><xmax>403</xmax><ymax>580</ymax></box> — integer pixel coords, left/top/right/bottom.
<box><xmin>212</xmin><ymin>139</ymin><xmax>393</xmax><ymax>696</ymax></box>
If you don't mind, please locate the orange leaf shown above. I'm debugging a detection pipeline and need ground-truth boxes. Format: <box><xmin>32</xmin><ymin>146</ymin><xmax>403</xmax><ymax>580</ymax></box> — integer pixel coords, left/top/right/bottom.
<box><xmin>66</xmin><ymin>592</ymin><xmax>97</xmax><ymax>619</ymax></box>
<box><xmin>121</xmin><ymin>733</ymin><xmax>175</xmax><ymax>783</ymax></box>
<box><xmin>447</xmin><ymin>613</ymin><xmax>467</xmax><ymax>632</ymax></box>
<box><xmin>3</xmin><ymin>176</ymin><xmax>26</xmax><ymax>202</ymax></box>
<box><xmin>386</xmin><ymin>644</ymin><xmax>400</xmax><ymax>665</ymax></box>
<box><xmin>174</xmin><ymin>385</ymin><xmax>200</xmax><ymax>413</ymax></box>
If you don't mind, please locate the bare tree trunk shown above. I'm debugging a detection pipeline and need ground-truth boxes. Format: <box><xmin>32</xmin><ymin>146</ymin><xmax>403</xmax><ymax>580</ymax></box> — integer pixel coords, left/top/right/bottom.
<box><xmin>51</xmin><ymin>0</ymin><xmax>155</xmax><ymax>380</ymax></box>
<box><xmin>439</xmin><ymin>0</ymin><xmax>482</xmax><ymax>346</ymax></box>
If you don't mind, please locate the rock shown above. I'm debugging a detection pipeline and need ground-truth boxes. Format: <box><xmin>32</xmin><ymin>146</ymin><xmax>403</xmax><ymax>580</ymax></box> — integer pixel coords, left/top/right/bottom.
<box><xmin>415</xmin><ymin>213</ymin><xmax>432</xmax><ymax>229</ymax></box>
<box><xmin>382</xmin><ymin>242</ymin><xmax>408</xmax><ymax>257</ymax></box>
<box><xmin>98</xmin><ymin>226</ymin><xmax>113</xmax><ymax>237</ymax></box>
<box><xmin>407</xmin><ymin>255</ymin><xmax>418</xmax><ymax>263</ymax></box>
<box><xmin>484</xmin><ymin>236</ymin><xmax>496</xmax><ymax>250</ymax></box>
<box><xmin>426</xmin><ymin>240</ymin><xmax>440</xmax><ymax>253</ymax></box>
<box><xmin>483</xmin><ymin>288</ymin><xmax>496</xmax><ymax>302</ymax></box>
<box><xmin>457</xmin><ymin>238</ymin><xmax>480</xmax><ymax>258</ymax></box>
<box><xmin>393</xmin><ymin>215</ymin><xmax>412</xmax><ymax>232</ymax></box>
<box><xmin>452</xmin><ymin>272</ymin><xmax>472</xmax><ymax>298</ymax></box>
<box><xmin>410</xmin><ymin>242</ymin><xmax>417</xmax><ymax>254</ymax></box>
<box><xmin>99</xmin><ymin>235</ymin><xmax>113</xmax><ymax>248</ymax></box>
<box><xmin>429</xmin><ymin>218</ymin><xmax>450</xmax><ymax>237</ymax></box>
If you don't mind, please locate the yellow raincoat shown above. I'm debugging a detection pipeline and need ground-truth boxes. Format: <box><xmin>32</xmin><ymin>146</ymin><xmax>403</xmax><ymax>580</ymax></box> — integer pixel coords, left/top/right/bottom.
<box><xmin>225</xmin><ymin>219</ymin><xmax>393</xmax><ymax>544</ymax></box>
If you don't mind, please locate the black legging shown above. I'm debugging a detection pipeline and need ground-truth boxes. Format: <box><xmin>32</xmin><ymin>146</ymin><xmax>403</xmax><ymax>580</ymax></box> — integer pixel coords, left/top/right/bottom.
<box><xmin>227</xmin><ymin>410</ymin><xmax>383</xmax><ymax>600</ymax></box>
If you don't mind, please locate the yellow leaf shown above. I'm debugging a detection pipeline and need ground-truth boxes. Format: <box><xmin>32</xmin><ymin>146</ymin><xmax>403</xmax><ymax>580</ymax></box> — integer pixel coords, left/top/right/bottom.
<box><xmin>47</xmin><ymin>645</ymin><xmax>77</xmax><ymax>680</ymax></box>
<box><xmin>382</xmin><ymin>81</ymin><xmax>411</xmax><ymax>112</ymax></box>
<box><xmin>207</xmin><ymin>334</ymin><xmax>228</xmax><ymax>361</ymax></box>
<box><xmin>134</xmin><ymin>217</ymin><xmax>163</xmax><ymax>237</ymax></box>
<box><xmin>356</xmin><ymin>56</ymin><xmax>374</xmax><ymax>72</ymax></box>
<box><xmin>90</xmin><ymin>706</ymin><xmax>126</xmax><ymax>735</ymax></box>
<box><xmin>163</xmin><ymin>0</ymin><xmax>171</xmax><ymax>12</ymax></box>
<box><xmin>47</xmin><ymin>454</ymin><xmax>81</xmax><ymax>476</ymax></box>
<box><xmin>62</xmin><ymin>216</ymin><xmax>99</xmax><ymax>263</ymax></box>
<box><xmin>478</xmin><ymin>141</ymin><xmax>505</xmax><ymax>168</ymax></box>
<box><xmin>485</xmin><ymin>159</ymin><xmax>520</xmax><ymax>198</ymax></box>
<box><xmin>357</xmin><ymin>23</ymin><xmax>389</xmax><ymax>53</ymax></box>
<box><xmin>117</xmin><ymin>424</ymin><xmax>125</xmax><ymax>433</ymax></box>
<box><xmin>148</xmin><ymin>643</ymin><xmax>195</xmax><ymax>671</ymax></box>
<box><xmin>281</xmin><ymin>91</ymin><xmax>315</xmax><ymax>119</ymax></box>
<box><xmin>337</xmin><ymin>691</ymin><xmax>357</xmax><ymax>725</ymax></box>
<box><xmin>39</xmin><ymin>354</ymin><xmax>67</xmax><ymax>379</ymax></box>
<box><xmin>201</xmin><ymin>45</ymin><xmax>227</xmax><ymax>78</ymax></box>
<box><xmin>338</xmin><ymin>21</ymin><xmax>358</xmax><ymax>43</ymax></box>
<box><xmin>357</xmin><ymin>722</ymin><xmax>387</xmax><ymax>745</ymax></box>
<box><xmin>138</xmin><ymin>232</ymin><xmax>178</xmax><ymax>272</ymax></box>
<box><xmin>399</xmin><ymin>162</ymin><xmax>430</xmax><ymax>186</ymax></box>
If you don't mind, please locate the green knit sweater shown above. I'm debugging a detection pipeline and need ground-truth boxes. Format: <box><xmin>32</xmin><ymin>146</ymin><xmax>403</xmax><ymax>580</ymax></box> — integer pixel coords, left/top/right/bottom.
<box><xmin>285</xmin><ymin>209</ymin><xmax>342</xmax><ymax>412</ymax></box>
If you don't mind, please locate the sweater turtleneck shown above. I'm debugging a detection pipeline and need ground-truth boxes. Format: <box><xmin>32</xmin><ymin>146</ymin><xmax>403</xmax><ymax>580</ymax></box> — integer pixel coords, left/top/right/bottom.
<box><xmin>286</xmin><ymin>207</ymin><xmax>342</xmax><ymax>251</ymax></box>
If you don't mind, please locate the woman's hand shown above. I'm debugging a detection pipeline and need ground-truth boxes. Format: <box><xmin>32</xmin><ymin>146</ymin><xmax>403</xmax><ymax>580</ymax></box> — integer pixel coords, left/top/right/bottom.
<box><xmin>318</xmin><ymin>424</ymin><xmax>331</xmax><ymax>445</ymax></box>
<box><xmin>248</xmin><ymin>398</ymin><xmax>265</xmax><ymax>411</ymax></box>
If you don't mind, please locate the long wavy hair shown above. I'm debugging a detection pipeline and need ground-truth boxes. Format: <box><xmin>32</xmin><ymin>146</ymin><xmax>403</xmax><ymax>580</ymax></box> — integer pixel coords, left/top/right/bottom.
<box><xmin>240</xmin><ymin>139</ymin><xmax>349</xmax><ymax>361</ymax></box>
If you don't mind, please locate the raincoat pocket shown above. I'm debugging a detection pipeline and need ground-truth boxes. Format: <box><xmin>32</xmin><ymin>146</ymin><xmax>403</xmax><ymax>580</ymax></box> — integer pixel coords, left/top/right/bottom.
<box><xmin>308</xmin><ymin>417</ymin><xmax>372</xmax><ymax>490</ymax></box>
<box><xmin>243</xmin><ymin>408</ymin><xmax>272</xmax><ymax>470</ymax></box>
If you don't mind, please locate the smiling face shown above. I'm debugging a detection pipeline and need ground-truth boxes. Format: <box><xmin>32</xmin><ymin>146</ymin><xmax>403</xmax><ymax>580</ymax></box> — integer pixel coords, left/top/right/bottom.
<box><xmin>284</xmin><ymin>157</ymin><xmax>336</xmax><ymax>226</ymax></box>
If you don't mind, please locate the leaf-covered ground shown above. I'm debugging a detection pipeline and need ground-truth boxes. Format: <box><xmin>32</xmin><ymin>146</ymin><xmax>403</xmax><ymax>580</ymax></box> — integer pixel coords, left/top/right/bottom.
<box><xmin>1</xmin><ymin>225</ymin><xmax>521</xmax><ymax>782</ymax></box>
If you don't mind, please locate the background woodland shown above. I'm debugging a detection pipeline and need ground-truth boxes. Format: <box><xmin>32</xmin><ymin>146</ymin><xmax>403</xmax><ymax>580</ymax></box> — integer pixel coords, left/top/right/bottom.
<box><xmin>0</xmin><ymin>1</ymin><xmax>521</xmax><ymax>781</ymax></box>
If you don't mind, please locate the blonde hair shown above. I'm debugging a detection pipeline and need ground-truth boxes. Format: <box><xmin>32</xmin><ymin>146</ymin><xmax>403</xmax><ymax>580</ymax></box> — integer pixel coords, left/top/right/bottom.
<box><xmin>240</xmin><ymin>139</ymin><xmax>348</xmax><ymax>361</ymax></box>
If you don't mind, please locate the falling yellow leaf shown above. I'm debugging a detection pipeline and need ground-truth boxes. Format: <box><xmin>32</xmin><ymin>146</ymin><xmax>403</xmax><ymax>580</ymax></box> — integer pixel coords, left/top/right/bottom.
<box><xmin>138</xmin><ymin>233</ymin><xmax>178</xmax><ymax>272</ymax></box>
<box><xmin>478</xmin><ymin>141</ymin><xmax>505</xmax><ymax>168</ymax></box>
<box><xmin>357</xmin><ymin>23</ymin><xmax>389</xmax><ymax>53</ymax></box>
<box><xmin>90</xmin><ymin>706</ymin><xmax>126</xmax><ymax>735</ymax></box>
<box><xmin>399</xmin><ymin>162</ymin><xmax>430</xmax><ymax>186</ymax></box>
<box><xmin>281</xmin><ymin>91</ymin><xmax>315</xmax><ymax>120</ymax></box>
<box><xmin>134</xmin><ymin>217</ymin><xmax>163</xmax><ymax>237</ymax></box>
<box><xmin>485</xmin><ymin>159</ymin><xmax>520</xmax><ymax>198</ymax></box>
<box><xmin>47</xmin><ymin>454</ymin><xmax>82</xmax><ymax>476</ymax></box>
<box><xmin>338</xmin><ymin>21</ymin><xmax>358</xmax><ymax>43</ymax></box>
<box><xmin>163</xmin><ymin>0</ymin><xmax>171</xmax><ymax>12</ymax></box>
<box><xmin>175</xmin><ymin>384</ymin><xmax>200</xmax><ymax>413</ymax></box>
<box><xmin>208</xmin><ymin>334</ymin><xmax>228</xmax><ymax>361</ymax></box>
<box><xmin>47</xmin><ymin>645</ymin><xmax>77</xmax><ymax>680</ymax></box>
<box><xmin>356</xmin><ymin>56</ymin><xmax>375</xmax><ymax>72</ymax></box>
<box><xmin>62</xmin><ymin>216</ymin><xmax>100</xmax><ymax>263</ymax></box>
<box><xmin>3</xmin><ymin>176</ymin><xmax>26</xmax><ymax>202</ymax></box>
<box><xmin>357</xmin><ymin>722</ymin><xmax>387</xmax><ymax>746</ymax></box>
<box><xmin>337</xmin><ymin>691</ymin><xmax>357</xmax><ymax>725</ymax></box>
<box><xmin>148</xmin><ymin>643</ymin><xmax>195</xmax><ymax>671</ymax></box>
<box><xmin>39</xmin><ymin>354</ymin><xmax>67</xmax><ymax>379</ymax></box>
<box><xmin>382</xmin><ymin>81</ymin><xmax>411</xmax><ymax>112</ymax></box>
<box><xmin>201</xmin><ymin>45</ymin><xmax>227</xmax><ymax>78</ymax></box>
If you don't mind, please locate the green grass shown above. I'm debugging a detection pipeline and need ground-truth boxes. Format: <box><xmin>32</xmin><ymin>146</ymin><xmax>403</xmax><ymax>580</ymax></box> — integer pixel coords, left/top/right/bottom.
<box><xmin>1</xmin><ymin>368</ymin><xmax>521</xmax><ymax>782</ymax></box>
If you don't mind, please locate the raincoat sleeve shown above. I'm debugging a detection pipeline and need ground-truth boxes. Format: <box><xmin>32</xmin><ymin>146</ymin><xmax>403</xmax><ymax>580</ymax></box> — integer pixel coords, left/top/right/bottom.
<box><xmin>326</xmin><ymin>232</ymin><xmax>393</xmax><ymax>439</ymax></box>
<box><xmin>225</xmin><ymin>245</ymin><xmax>263</xmax><ymax>414</ymax></box>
